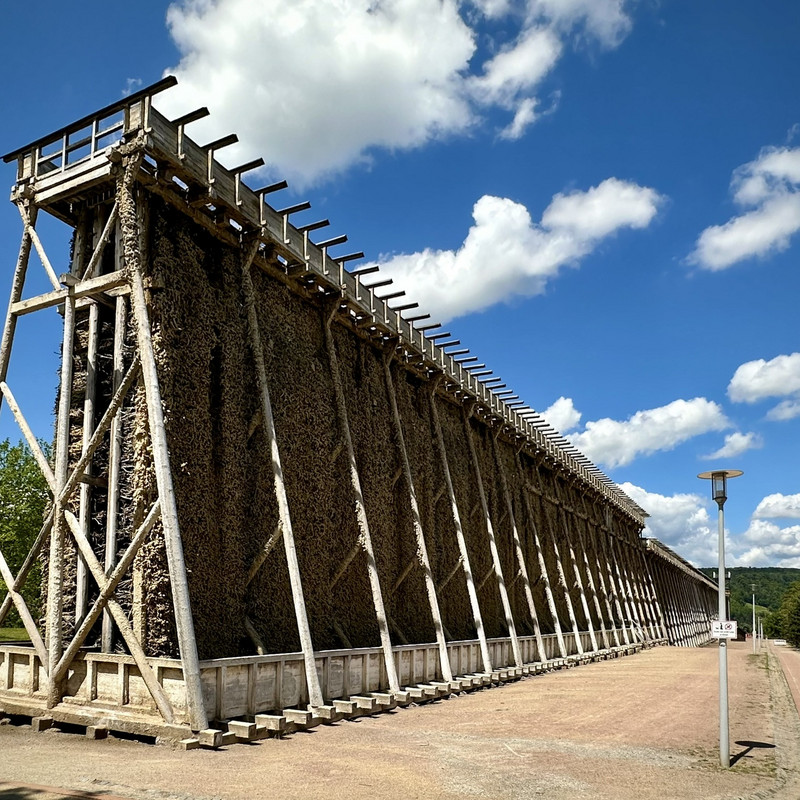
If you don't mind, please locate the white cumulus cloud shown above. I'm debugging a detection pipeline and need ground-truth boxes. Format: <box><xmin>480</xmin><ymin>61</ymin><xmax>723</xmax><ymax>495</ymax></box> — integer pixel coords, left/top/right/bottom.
<box><xmin>158</xmin><ymin>0</ymin><xmax>635</xmax><ymax>185</ymax></box>
<box><xmin>566</xmin><ymin>398</ymin><xmax>730</xmax><ymax>469</ymax></box>
<box><xmin>376</xmin><ymin>179</ymin><xmax>663</xmax><ymax>321</ymax></box>
<box><xmin>690</xmin><ymin>145</ymin><xmax>800</xmax><ymax>270</ymax></box>
<box><xmin>753</xmin><ymin>493</ymin><xmax>800</xmax><ymax>520</ymax></box>
<box><xmin>728</xmin><ymin>352</ymin><xmax>800</xmax><ymax>421</ymax></box>
<box><xmin>766</xmin><ymin>399</ymin><xmax>800</xmax><ymax>421</ymax></box>
<box><xmin>542</xmin><ymin>396</ymin><xmax>581</xmax><ymax>433</ymax></box>
<box><xmin>619</xmin><ymin>482</ymin><xmax>716</xmax><ymax>566</ymax></box>
<box><xmin>734</xmin><ymin>520</ymin><xmax>800</xmax><ymax>568</ymax></box>
<box><xmin>701</xmin><ymin>431</ymin><xmax>762</xmax><ymax>460</ymax></box>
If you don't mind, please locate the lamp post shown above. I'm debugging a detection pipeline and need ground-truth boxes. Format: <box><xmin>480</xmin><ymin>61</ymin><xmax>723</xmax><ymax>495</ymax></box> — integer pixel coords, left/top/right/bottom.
<box><xmin>751</xmin><ymin>583</ymin><xmax>757</xmax><ymax>655</ymax></box>
<box><xmin>698</xmin><ymin>468</ymin><xmax>743</xmax><ymax>769</ymax></box>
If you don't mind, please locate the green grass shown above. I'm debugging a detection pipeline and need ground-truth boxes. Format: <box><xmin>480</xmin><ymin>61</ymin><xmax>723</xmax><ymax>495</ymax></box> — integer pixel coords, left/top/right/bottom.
<box><xmin>0</xmin><ymin>626</ymin><xmax>31</xmax><ymax>642</ymax></box>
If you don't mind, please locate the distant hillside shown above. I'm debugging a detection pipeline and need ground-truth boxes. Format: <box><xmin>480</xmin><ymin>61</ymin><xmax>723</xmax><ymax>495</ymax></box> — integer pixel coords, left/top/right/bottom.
<box><xmin>698</xmin><ymin>566</ymin><xmax>800</xmax><ymax>633</ymax></box>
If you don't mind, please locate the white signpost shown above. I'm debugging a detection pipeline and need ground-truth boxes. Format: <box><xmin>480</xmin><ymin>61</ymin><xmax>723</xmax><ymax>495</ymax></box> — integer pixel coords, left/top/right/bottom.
<box><xmin>712</xmin><ymin>620</ymin><xmax>738</xmax><ymax>640</ymax></box>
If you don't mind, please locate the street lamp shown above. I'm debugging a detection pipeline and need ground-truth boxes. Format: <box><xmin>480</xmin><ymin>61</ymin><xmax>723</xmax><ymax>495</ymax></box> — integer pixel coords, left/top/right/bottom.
<box><xmin>698</xmin><ymin>468</ymin><xmax>743</xmax><ymax>769</ymax></box>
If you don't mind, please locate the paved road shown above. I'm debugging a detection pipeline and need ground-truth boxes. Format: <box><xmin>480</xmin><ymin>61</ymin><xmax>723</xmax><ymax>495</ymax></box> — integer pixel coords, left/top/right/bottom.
<box><xmin>2</xmin><ymin>642</ymin><xmax>800</xmax><ymax>800</ymax></box>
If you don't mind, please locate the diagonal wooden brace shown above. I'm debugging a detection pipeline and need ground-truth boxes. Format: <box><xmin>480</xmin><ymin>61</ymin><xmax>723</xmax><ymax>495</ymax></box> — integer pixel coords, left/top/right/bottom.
<box><xmin>0</xmin><ymin>545</ymin><xmax>50</xmax><ymax>673</ymax></box>
<box><xmin>63</xmin><ymin>510</ymin><xmax>175</xmax><ymax>723</ymax></box>
<box><xmin>81</xmin><ymin>203</ymin><xmax>119</xmax><ymax>281</ymax></box>
<box><xmin>0</xmin><ymin>511</ymin><xmax>53</xmax><ymax>626</ymax></box>
<box><xmin>246</xmin><ymin>524</ymin><xmax>281</xmax><ymax>586</ymax></box>
<box><xmin>53</xmin><ymin>501</ymin><xmax>161</xmax><ymax>684</ymax></box>
<box><xmin>18</xmin><ymin>204</ymin><xmax>61</xmax><ymax>291</ymax></box>
<box><xmin>0</xmin><ymin>382</ymin><xmax>56</xmax><ymax>491</ymax></box>
<box><xmin>58</xmin><ymin>357</ymin><xmax>141</xmax><ymax>503</ymax></box>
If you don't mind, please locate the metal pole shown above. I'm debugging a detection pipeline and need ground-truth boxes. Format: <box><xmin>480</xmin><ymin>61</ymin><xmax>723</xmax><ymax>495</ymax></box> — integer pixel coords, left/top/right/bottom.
<box><xmin>718</xmin><ymin>502</ymin><xmax>729</xmax><ymax>768</ymax></box>
<box><xmin>751</xmin><ymin>584</ymin><xmax>756</xmax><ymax>656</ymax></box>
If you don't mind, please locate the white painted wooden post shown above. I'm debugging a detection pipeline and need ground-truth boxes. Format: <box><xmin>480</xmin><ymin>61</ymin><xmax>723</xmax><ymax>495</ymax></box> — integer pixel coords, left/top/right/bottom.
<box><xmin>119</xmin><ymin>158</ymin><xmax>208</xmax><ymax>730</ymax></box>
<box><xmin>461</xmin><ymin>407</ymin><xmax>522</xmax><ymax>668</ymax></box>
<box><xmin>536</xmin><ymin>466</ymin><xmax>583</xmax><ymax>655</ymax></box>
<box><xmin>382</xmin><ymin>351</ymin><xmax>452</xmax><ymax>682</ymax></box>
<box><xmin>323</xmin><ymin>308</ymin><xmax>399</xmax><ymax>693</ymax></box>
<box><xmin>517</xmin><ymin>456</ymin><xmax>565</xmax><ymax>659</ymax></box>
<box><xmin>242</xmin><ymin>245</ymin><xmax>324</xmax><ymax>708</ymax></box>
<box><xmin>429</xmin><ymin>390</ymin><xmax>492</xmax><ymax>674</ymax></box>
<box><xmin>491</xmin><ymin>433</ymin><xmax>545</xmax><ymax>663</ymax></box>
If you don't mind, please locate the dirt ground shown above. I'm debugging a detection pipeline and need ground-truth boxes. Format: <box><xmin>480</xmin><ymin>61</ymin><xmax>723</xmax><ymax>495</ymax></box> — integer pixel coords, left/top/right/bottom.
<box><xmin>2</xmin><ymin>641</ymin><xmax>799</xmax><ymax>800</ymax></box>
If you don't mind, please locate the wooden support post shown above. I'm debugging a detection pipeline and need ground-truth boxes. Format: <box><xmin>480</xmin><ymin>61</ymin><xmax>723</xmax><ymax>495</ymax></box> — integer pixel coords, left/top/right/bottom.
<box><xmin>0</xmin><ymin>200</ymin><xmax>36</xmax><ymax>390</ymax></box>
<box><xmin>632</xmin><ymin>544</ymin><xmax>662</xmax><ymax>639</ymax></box>
<box><xmin>595</xmin><ymin>511</ymin><xmax>630</xmax><ymax>644</ymax></box>
<box><xmin>429</xmin><ymin>389</ymin><xmax>492</xmax><ymax>674</ymax></box>
<box><xmin>553</xmin><ymin>480</ymin><xmax>598</xmax><ymax>653</ymax></box>
<box><xmin>75</xmin><ymin>301</ymin><xmax>99</xmax><ymax>625</ymax></box>
<box><xmin>607</xmin><ymin>531</ymin><xmax>643</xmax><ymax>643</ymax></box>
<box><xmin>102</xmin><ymin>295</ymin><xmax>128</xmax><ymax>652</ymax></box>
<box><xmin>382</xmin><ymin>350</ymin><xmax>452</xmax><ymax>682</ymax></box>
<box><xmin>579</xmin><ymin>495</ymin><xmax>619</xmax><ymax>647</ymax></box>
<box><xmin>46</xmin><ymin>285</ymin><xmax>75</xmax><ymax>707</ymax></box>
<box><xmin>242</xmin><ymin>241</ymin><xmax>324</xmax><ymax>709</ymax></box>
<box><xmin>62</xmin><ymin>510</ymin><xmax>175</xmax><ymax>722</ymax></box>
<box><xmin>517</xmin><ymin>455</ymin><xmax>565</xmax><ymax>658</ymax></box>
<box><xmin>617</xmin><ymin>537</ymin><xmax>649</xmax><ymax>641</ymax></box>
<box><xmin>491</xmin><ymin>432</ymin><xmax>545</xmax><ymax>663</ymax></box>
<box><xmin>566</xmin><ymin>485</ymin><xmax>610</xmax><ymax>649</ymax></box>
<box><xmin>119</xmin><ymin>157</ymin><xmax>208</xmax><ymax>731</ymax></box>
<box><xmin>323</xmin><ymin>306</ymin><xmax>399</xmax><ymax>693</ymax></box>
<box><xmin>535</xmin><ymin>466</ymin><xmax>583</xmax><ymax>655</ymax></box>
<box><xmin>461</xmin><ymin>407</ymin><xmax>522</xmax><ymax>667</ymax></box>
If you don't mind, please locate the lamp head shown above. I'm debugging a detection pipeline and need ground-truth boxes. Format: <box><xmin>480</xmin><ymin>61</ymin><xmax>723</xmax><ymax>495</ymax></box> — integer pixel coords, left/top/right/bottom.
<box><xmin>697</xmin><ymin>469</ymin><xmax>743</xmax><ymax>509</ymax></box>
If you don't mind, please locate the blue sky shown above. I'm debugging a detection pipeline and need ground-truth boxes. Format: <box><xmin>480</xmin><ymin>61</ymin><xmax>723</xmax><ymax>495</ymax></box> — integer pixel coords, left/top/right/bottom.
<box><xmin>1</xmin><ymin>1</ymin><xmax>799</xmax><ymax>568</ymax></box>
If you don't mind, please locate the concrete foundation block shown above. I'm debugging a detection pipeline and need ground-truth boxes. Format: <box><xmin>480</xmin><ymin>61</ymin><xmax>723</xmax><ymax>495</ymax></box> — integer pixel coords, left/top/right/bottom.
<box><xmin>228</xmin><ymin>720</ymin><xmax>257</xmax><ymax>740</ymax></box>
<box><xmin>333</xmin><ymin>700</ymin><xmax>359</xmax><ymax>716</ymax></box>
<box><xmin>311</xmin><ymin>705</ymin><xmax>339</xmax><ymax>722</ymax></box>
<box><xmin>198</xmin><ymin>729</ymin><xmax>224</xmax><ymax>748</ymax></box>
<box><xmin>31</xmin><ymin>716</ymin><xmax>53</xmax><ymax>733</ymax></box>
<box><xmin>254</xmin><ymin>714</ymin><xmax>287</xmax><ymax>732</ymax></box>
<box><xmin>283</xmin><ymin>709</ymin><xmax>313</xmax><ymax>727</ymax></box>
<box><xmin>85</xmin><ymin>726</ymin><xmax>108</xmax><ymax>740</ymax></box>
<box><xmin>370</xmin><ymin>692</ymin><xmax>396</xmax><ymax>710</ymax></box>
<box><xmin>393</xmin><ymin>690</ymin><xmax>412</xmax><ymax>706</ymax></box>
<box><xmin>350</xmin><ymin>695</ymin><xmax>378</xmax><ymax>712</ymax></box>
<box><xmin>178</xmin><ymin>738</ymin><xmax>200</xmax><ymax>751</ymax></box>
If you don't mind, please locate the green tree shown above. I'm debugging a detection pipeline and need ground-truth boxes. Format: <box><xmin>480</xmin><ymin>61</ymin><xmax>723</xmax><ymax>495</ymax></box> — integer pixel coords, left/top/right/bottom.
<box><xmin>0</xmin><ymin>439</ymin><xmax>51</xmax><ymax>627</ymax></box>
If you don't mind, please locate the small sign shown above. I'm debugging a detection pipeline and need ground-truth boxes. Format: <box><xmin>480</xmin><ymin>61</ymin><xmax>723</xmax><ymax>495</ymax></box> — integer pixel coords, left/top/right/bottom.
<box><xmin>712</xmin><ymin>620</ymin><xmax>738</xmax><ymax>639</ymax></box>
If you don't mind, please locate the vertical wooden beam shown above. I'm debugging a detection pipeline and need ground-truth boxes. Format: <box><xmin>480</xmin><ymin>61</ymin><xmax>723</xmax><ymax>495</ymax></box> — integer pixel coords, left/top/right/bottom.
<box><xmin>0</xmin><ymin>200</ymin><xmax>36</xmax><ymax>397</ymax></box>
<box><xmin>535</xmin><ymin>465</ymin><xmax>583</xmax><ymax>655</ymax></box>
<box><xmin>595</xmin><ymin>514</ymin><xmax>631</xmax><ymax>645</ymax></box>
<box><xmin>518</xmin><ymin>456</ymin><xmax>565</xmax><ymax>658</ymax></box>
<box><xmin>567</xmin><ymin>485</ymin><xmax>610</xmax><ymax>649</ymax></box>
<box><xmin>610</xmin><ymin>535</ymin><xmax>645</xmax><ymax>642</ymax></box>
<box><xmin>382</xmin><ymin>350</ymin><xmax>452</xmax><ymax>682</ymax></box>
<box><xmin>461</xmin><ymin>407</ymin><xmax>521</xmax><ymax>668</ymax></box>
<box><xmin>491</xmin><ymin>432</ymin><xmax>545</xmax><ymax>663</ymax></box>
<box><xmin>119</xmin><ymin>156</ymin><xmax>208</xmax><ymax>731</ymax></box>
<box><xmin>429</xmin><ymin>389</ymin><xmax>492</xmax><ymax>673</ymax></box>
<box><xmin>102</xmin><ymin>294</ymin><xmax>128</xmax><ymax>652</ymax></box>
<box><xmin>579</xmin><ymin>494</ymin><xmax>619</xmax><ymax>647</ymax></box>
<box><xmin>553</xmin><ymin>479</ymin><xmax>598</xmax><ymax>652</ymax></box>
<box><xmin>322</xmin><ymin>306</ymin><xmax>399</xmax><ymax>693</ymax></box>
<box><xmin>242</xmin><ymin>243</ymin><xmax>324</xmax><ymax>708</ymax></box>
<box><xmin>47</xmin><ymin>288</ymin><xmax>75</xmax><ymax>707</ymax></box>
<box><xmin>75</xmin><ymin>301</ymin><xmax>99</xmax><ymax>625</ymax></box>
